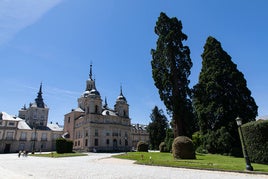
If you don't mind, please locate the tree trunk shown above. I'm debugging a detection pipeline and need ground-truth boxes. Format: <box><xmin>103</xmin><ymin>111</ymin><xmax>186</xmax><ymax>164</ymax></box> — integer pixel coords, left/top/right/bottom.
<box><xmin>173</xmin><ymin>113</ymin><xmax>184</xmax><ymax>137</ymax></box>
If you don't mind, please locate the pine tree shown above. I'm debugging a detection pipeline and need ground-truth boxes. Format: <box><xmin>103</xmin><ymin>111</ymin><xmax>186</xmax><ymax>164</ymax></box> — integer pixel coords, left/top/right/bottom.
<box><xmin>147</xmin><ymin>106</ymin><xmax>168</xmax><ymax>150</ymax></box>
<box><xmin>192</xmin><ymin>36</ymin><xmax>258</xmax><ymax>154</ymax></box>
<box><xmin>151</xmin><ymin>12</ymin><xmax>194</xmax><ymax>137</ymax></box>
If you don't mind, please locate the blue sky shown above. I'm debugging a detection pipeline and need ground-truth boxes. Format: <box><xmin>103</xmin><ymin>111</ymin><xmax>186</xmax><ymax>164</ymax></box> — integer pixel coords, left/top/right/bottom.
<box><xmin>0</xmin><ymin>0</ymin><xmax>268</xmax><ymax>124</ymax></box>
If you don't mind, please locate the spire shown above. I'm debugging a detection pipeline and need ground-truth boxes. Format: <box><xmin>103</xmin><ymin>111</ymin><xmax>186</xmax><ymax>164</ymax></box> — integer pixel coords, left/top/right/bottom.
<box><xmin>120</xmin><ymin>85</ymin><xmax>123</xmax><ymax>96</ymax></box>
<box><xmin>35</xmin><ymin>83</ymin><xmax>45</xmax><ymax>108</ymax></box>
<box><xmin>85</xmin><ymin>63</ymin><xmax>96</xmax><ymax>92</ymax></box>
<box><xmin>103</xmin><ymin>97</ymin><xmax>108</xmax><ymax>108</ymax></box>
<box><xmin>117</xmin><ymin>84</ymin><xmax>127</xmax><ymax>102</ymax></box>
<box><xmin>39</xmin><ymin>83</ymin><xmax>42</xmax><ymax>94</ymax></box>
<box><xmin>89</xmin><ymin>62</ymin><xmax>93</xmax><ymax>80</ymax></box>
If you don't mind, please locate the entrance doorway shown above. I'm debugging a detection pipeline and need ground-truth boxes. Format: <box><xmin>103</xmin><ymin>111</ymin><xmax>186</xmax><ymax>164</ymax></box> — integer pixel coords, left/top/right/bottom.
<box><xmin>113</xmin><ymin>139</ymin><xmax>117</xmax><ymax>151</ymax></box>
<box><xmin>4</xmin><ymin>144</ymin><xmax>11</xmax><ymax>153</ymax></box>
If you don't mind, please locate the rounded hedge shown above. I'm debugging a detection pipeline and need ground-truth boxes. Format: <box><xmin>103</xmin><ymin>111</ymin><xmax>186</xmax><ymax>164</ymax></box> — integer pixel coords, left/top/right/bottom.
<box><xmin>172</xmin><ymin>136</ymin><xmax>196</xmax><ymax>159</ymax></box>
<box><xmin>242</xmin><ymin>120</ymin><xmax>268</xmax><ymax>164</ymax></box>
<box><xmin>159</xmin><ymin>142</ymin><xmax>168</xmax><ymax>152</ymax></box>
<box><xmin>137</xmin><ymin>141</ymin><xmax>149</xmax><ymax>152</ymax></box>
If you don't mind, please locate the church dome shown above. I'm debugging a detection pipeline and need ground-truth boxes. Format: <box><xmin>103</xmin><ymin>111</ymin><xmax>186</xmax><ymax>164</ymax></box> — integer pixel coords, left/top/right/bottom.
<box><xmin>117</xmin><ymin>94</ymin><xmax>126</xmax><ymax>101</ymax></box>
<box><xmin>89</xmin><ymin>89</ymin><xmax>100</xmax><ymax>96</ymax></box>
<box><xmin>116</xmin><ymin>86</ymin><xmax>127</xmax><ymax>102</ymax></box>
<box><xmin>82</xmin><ymin>90</ymin><xmax>90</xmax><ymax>97</ymax></box>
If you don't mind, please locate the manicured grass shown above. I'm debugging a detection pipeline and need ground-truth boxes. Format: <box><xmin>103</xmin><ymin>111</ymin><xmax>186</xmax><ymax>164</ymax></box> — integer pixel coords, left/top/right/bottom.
<box><xmin>30</xmin><ymin>152</ymin><xmax>88</xmax><ymax>158</ymax></box>
<box><xmin>114</xmin><ymin>152</ymin><xmax>268</xmax><ymax>173</ymax></box>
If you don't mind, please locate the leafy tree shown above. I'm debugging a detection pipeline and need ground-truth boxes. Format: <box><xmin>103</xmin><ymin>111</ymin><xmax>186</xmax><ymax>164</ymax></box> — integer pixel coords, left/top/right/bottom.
<box><xmin>151</xmin><ymin>12</ymin><xmax>194</xmax><ymax>138</ymax></box>
<box><xmin>192</xmin><ymin>36</ymin><xmax>258</xmax><ymax>154</ymax></box>
<box><xmin>164</xmin><ymin>128</ymin><xmax>174</xmax><ymax>152</ymax></box>
<box><xmin>147</xmin><ymin>106</ymin><xmax>168</xmax><ymax>150</ymax></box>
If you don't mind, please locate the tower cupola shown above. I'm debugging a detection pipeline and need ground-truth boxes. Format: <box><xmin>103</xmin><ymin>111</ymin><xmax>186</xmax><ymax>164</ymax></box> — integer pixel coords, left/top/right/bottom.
<box><xmin>114</xmin><ymin>85</ymin><xmax>129</xmax><ymax>117</ymax></box>
<box><xmin>35</xmin><ymin>83</ymin><xmax>45</xmax><ymax>108</ymax></box>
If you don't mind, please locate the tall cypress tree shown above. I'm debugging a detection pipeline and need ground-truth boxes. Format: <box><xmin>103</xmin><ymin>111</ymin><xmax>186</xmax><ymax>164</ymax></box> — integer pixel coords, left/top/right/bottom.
<box><xmin>151</xmin><ymin>12</ymin><xmax>194</xmax><ymax>138</ymax></box>
<box><xmin>193</xmin><ymin>36</ymin><xmax>258</xmax><ymax>154</ymax></box>
<box><xmin>147</xmin><ymin>106</ymin><xmax>168</xmax><ymax>150</ymax></box>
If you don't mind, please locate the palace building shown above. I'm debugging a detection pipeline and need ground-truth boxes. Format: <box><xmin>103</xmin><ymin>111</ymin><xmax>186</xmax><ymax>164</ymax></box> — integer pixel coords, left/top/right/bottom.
<box><xmin>0</xmin><ymin>84</ymin><xmax>63</xmax><ymax>153</ymax></box>
<box><xmin>63</xmin><ymin>65</ymin><xmax>132</xmax><ymax>152</ymax></box>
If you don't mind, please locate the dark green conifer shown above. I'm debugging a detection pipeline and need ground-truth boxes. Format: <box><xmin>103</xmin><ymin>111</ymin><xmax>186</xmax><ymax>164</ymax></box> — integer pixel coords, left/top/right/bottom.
<box><xmin>193</xmin><ymin>36</ymin><xmax>258</xmax><ymax>154</ymax></box>
<box><xmin>151</xmin><ymin>12</ymin><xmax>194</xmax><ymax>137</ymax></box>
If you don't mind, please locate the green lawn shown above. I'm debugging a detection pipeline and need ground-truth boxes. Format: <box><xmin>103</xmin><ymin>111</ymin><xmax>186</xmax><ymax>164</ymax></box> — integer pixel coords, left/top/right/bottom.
<box><xmin>114</xmin><ymin>152</ymin><xmax>268</xmax><ymax>173</ymax></box>
<box><xmin>30</xmin><ymin>152</ymin><xmax>88</xmax><ymax>158</ymax></box>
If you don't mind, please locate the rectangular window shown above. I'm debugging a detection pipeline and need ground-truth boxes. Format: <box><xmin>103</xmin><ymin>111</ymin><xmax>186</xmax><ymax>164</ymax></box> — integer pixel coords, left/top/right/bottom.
<box><xmin>41</xmin><ymin>143</ymin><xmax>46</xmax><ymax>150</ymax></box>
<box><xmin>106</xmin><ymin>139</ymin><xmax>110</xmax><ymax>145</ymax></box>
<box><xmin>112</xmin><ymin>132</ymin><xmax>118</xmax><ymax>137</ymax></box>
<box><xmin>20</xmin><ymin>132</ymin><xmax>27</xmax><ymax>140</ymax></box>
<box><xmin>85</xmin><ymin>139</ymin><xmax>88</xmax><ymax>146</ymax></box>
<box><xmin>78</xmin><ymin>140</ymin><xmax>80</xmax><ymax>146</ymax></box>
<box><xmin>31</xmin><ymin>132</ymin><xmax>37</xmax><ymax>140</ymax></box>
<box><xmin>8</xmin><ymin>122</ymin><xmax>15</xmax><ymax>126</ymax></box>
<box><xmin>94</xmin><ymin>138</ymin><xmax>98</xmax><ymax>146</ymax></box>
<box><xmin>95</xmin><ymin>129</ymin><xmax>98</xmax><ymax>136</ymax></box>
<box><xmin>41</xmin><ymin>133</ymin><xmax>47</xmax><ymax>141</ymax></box>
<box><xmin>6</xmin><ymin>131</ymin><xmax>14</xmax><ymax>140</ymax></box>
<box><xmin>19</xmin><ymin>143</ymin><xmax>25</xmax><ymax>151</ymax></box>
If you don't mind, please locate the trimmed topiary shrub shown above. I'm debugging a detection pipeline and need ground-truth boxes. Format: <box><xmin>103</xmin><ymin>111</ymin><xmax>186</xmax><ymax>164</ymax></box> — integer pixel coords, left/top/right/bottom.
<box><xmin>159</xmin><ymin>142</ymin><xmax>168</xmax><ymax>152</ymax></box>
<box><xmin>137</xmin><ymin>141</ymin><xmax>149</xmax><ymax>152</ymax></box>
<box><xmin>172</xmin><ymin>136</ymin><xmax>196</xmax><ymax>159</ymax></box>
<box><xmin>242</xmin><ymin>120</ymin><xmax>268</xmax><ymax>164</ymax></box>
<box><xmin>56</xmin><ymin>138</ymin><xmax>65</xmax><ymax>154</ymax></box>
<box><xmin>65</xmin><ymin>140</ymin><xmax>74</xmax><ymax>153</ymax></box>
<box><xmin>56</xmin><ymin>138</ymin><xmax>73</xmax><ymax>153</ymax></box>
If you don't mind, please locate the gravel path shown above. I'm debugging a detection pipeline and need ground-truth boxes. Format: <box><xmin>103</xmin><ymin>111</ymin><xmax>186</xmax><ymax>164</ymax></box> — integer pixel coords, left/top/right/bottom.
<box><xmin>0</xmin><ymin>153</ymin><xmax>267</xmax><ymax>179</ymax></box>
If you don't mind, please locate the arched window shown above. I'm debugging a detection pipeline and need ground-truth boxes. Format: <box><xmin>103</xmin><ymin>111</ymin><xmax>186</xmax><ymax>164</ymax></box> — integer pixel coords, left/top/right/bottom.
<box><xmin>95</xmin><ymin>105</ymin><xmax>98</xmax><ymax>113</ymax></box>
<box><xmin>123</xmin><ymin>110</ymin><xmax>127</xmax><ymax>117</ymax></box>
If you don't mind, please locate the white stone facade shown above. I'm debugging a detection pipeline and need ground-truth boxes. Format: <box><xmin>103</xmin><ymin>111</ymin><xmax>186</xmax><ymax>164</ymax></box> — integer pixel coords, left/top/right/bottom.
<box><xmin>63</xmin><ymin>65</ymin><xmax>132</xmax><ymax>152</ymax></box>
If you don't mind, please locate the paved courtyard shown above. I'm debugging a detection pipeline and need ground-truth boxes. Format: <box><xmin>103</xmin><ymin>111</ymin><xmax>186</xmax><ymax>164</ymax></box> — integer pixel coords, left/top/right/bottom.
<box><xmin>0</xmin><ymin>153</ymin><xmax>267</xmax><ymax>179</ymax></box>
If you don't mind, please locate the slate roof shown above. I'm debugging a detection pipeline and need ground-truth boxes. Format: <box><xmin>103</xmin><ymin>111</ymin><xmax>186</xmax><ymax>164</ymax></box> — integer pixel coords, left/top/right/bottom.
<box><xmin>1</xmin><ymin>111</ymin><xmax>63</xmax><ymax>132</ymax></box>
<box><xmin>18</xmin><ymin>120</ymin><xmax>32</xmax><ymax>130</ymax></box>
<box><xmin>47</xmin><ymin>123</ymin><xmax>63</xmax><ymax>131</ymax></box>
<box><xmin>0</xmin><ymin>112</ymin><xmax>20</xmax><ymax>121</ymax></box>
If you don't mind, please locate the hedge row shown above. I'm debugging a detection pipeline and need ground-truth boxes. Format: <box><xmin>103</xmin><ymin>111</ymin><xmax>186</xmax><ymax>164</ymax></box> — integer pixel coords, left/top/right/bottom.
<box><xmin>242</xmin><ymin>120</ymin><xmax>268</xmax><ymax>164</ymax></box>
<box><xmin>56</xmin><ymin>138</ymin><xmax>73</xmax><ymax>153</ymax></box>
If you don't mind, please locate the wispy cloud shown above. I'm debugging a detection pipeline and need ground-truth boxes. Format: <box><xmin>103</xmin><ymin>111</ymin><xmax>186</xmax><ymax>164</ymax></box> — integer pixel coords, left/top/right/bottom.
<box><xmin>3</xmin><ymin>79</ymin><xmax>79</xmax><ymax>101</ymax></box>
<box><xmin>45</xmin><ymin>86</ymin><xmax>80</xmax><ymax>99</ymax></box>
<box><xmin>0</xmin><ymin>0</ymin><xmax>62</xmax><ymax>45</ymax></box>
<box><xmin>21</xmin><ymin>84</ymin><xmax>80</xmax><ymax>99</ymax></box>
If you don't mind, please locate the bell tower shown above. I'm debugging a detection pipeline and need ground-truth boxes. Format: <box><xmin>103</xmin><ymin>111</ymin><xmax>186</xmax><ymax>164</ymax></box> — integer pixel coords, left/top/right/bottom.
<box><xmin>18</xmin><ymin>83</ymin><xmax>49</xmax><ymax>128</ymax></box>
<box><xmin>78</xmin><ymin>64</ymin><xmax>102</xmax><ymax>114</ymax></box>
<box><xmin>114</xmin><ymin>86</ymin><xmax>129</xmax><ymax>117</ymax></box>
